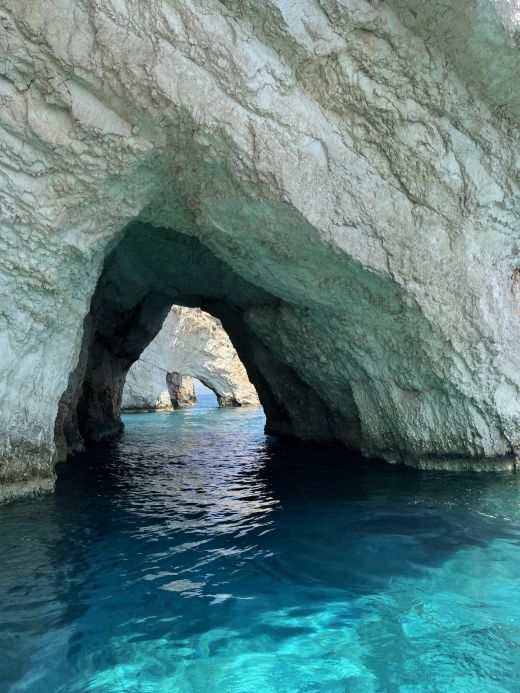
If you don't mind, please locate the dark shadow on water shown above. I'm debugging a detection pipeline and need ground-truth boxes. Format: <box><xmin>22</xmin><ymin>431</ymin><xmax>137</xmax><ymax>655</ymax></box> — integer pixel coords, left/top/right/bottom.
<box><xmin>47</xmin><ymin>414</ymin><xmax>520</xmax><ymax>600</ymax></box>
<box><xmin>2</xmin><ymin>407</ymin><xmax>520</xmax><ymax>690</ymax></box>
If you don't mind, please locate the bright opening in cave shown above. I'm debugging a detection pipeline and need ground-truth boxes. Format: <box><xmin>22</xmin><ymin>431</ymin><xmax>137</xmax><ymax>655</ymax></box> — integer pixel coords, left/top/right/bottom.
<box><xmin>121</xmin><ymin>303</ymin><xmax>261</xmax><ymax>415</ymax></box>
<box><xmin>194</xmin><ymin>379</ymin><xmax>218</xmax><ymax>407</ymax></box>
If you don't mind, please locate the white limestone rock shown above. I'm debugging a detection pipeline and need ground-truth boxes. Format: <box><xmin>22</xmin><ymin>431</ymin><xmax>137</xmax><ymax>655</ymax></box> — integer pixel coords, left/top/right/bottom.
<box><xmin>166</xmin><ymin>374</ymin><xmax>197</xmax><ymax>408</ymax></box>
<box><xmin>122</xmin><ymin>306</ymin><xmax>259</xmax><ymax>410</ymax></box>
<box><xmin>2</xmin><ymin>0</ymin><xmax>520</xmax><ymax>499</ymax></box>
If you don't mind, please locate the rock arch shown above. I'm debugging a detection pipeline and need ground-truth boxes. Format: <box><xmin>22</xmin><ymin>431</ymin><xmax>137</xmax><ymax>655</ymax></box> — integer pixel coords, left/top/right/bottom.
<box><xmin>54</xmin><ymin>223</ymin><xmax>340</xmax><ymax>459</ymax></box>
<box><xmin>122</xmin><ymin>306</ymin><xmax>260</xmax><ymax>411</ymax></box>
<box><xmin>3</xmin><ymin>1</ymin><xmax>520</xmax><ymax>498</ymax></box>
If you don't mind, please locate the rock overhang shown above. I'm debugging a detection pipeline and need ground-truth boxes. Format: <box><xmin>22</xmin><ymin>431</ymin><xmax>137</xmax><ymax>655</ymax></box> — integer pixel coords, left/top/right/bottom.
<box><xmin>2</xmin><ymin>0</ymin><xmax>520</xmax><ymax>500</ymax></box>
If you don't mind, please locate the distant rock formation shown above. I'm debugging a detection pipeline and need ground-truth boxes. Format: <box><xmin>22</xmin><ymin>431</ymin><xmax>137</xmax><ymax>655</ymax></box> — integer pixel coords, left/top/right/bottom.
<box><xmin>166</xmin><ymin>373</ymin><xmax>197</xmax><ymax>408</ymax></box>
<box><xmin>122</xmin><ymin>307</ymin><xmax>259</xmax><ymax>411</ymax></box>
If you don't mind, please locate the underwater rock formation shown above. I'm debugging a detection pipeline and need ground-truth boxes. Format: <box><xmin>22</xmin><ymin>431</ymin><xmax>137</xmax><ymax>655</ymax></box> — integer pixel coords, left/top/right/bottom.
<box><xmin>2</xmin><ymin>0</ymin><xmax>520</xmax><ymax>498</ymax></box>
<box><xmin>122</xmin><ymin>306</ymin><xmax>259</xmax><ymax>410</ymax></box>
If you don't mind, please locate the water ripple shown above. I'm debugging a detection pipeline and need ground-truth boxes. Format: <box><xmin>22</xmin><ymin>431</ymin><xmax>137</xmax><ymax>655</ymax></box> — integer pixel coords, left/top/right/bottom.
<box><xmin>1</xmin><ymin>400</ymin><xmax>520</xmax><ymax>691</ymax></box>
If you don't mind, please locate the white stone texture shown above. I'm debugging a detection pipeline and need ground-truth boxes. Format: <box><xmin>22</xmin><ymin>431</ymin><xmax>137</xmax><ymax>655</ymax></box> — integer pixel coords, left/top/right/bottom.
<box><xmin>1</xmin><ymin>0</ymin><xmax>520</xmax><ymax>496</ymax></box>
<box><xmin>122</xmin><ymin>307</ymin><xmax>259</xmax><ymax>410</ymax></box>
<box><xmin>167</xmin><ymin>374</ymin><xmax>197</xmax><ymax>408</ymax></box>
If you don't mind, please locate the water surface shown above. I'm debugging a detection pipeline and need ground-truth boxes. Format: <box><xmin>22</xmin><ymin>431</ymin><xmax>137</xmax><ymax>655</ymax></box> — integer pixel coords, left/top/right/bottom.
<box><xmin>2</xmin><ymin>396</ymin><xmax>520</xmax><ymax>692</ymax></box>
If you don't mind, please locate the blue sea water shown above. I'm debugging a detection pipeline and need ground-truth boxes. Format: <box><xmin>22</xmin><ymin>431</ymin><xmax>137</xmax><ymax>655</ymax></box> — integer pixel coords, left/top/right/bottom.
<box><xmin>2</xmin><ymin>395</ymin><xmax>520</xmax><ymax>692</ymax></box>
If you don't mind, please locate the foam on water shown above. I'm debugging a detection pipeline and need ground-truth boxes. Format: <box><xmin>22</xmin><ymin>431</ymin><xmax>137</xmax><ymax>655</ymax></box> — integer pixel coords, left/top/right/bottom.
<box><xmin>2</xmin><ymin>395</ymin><xmax>520</xmax><ymax>692</ymax></box>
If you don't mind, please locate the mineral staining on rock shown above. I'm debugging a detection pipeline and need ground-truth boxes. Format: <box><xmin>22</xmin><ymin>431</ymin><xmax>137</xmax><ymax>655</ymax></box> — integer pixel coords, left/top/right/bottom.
<box><xmin>122</xmin><ymin>306</ymin><xmax>259</xmax><ymax>411</ymax></box>
<box><xmin>2</xmin><ymin>0</ymin><xmax>520</xmax><ymax>498</ymax></box>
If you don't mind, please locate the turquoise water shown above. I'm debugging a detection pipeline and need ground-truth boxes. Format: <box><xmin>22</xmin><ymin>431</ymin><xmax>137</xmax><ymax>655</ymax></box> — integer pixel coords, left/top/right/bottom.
<box><xmin>2</xmin><ymin>396</ymin><xmax>520</xmax><ymax>692</ymax></box>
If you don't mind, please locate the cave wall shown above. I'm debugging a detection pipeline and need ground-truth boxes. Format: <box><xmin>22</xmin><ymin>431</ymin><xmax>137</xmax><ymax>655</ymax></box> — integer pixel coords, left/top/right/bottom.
<box><xmin>3</xmin><ymin>0</ymin><xmax>520</xmax><ymax>497</ymax></box>
<box><xmin>122</xmin><ymin>306</ymin><xmax>260</xmax><ymax>411</ymax></box>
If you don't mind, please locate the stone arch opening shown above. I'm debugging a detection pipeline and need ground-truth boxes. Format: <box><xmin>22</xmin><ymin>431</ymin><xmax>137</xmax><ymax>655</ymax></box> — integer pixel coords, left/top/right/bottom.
<box><xmin>166</xmin><ymin>373</ymin><xmax>229</xmax><ymax>409</ymax></box>
<box><xmin>5</xmin><ymin>0</ymin><xmax>520</xmax><ymax>501</ymax></box>
<box><xmin>192</xmin><ymin>378</ymin><xmax>220</xmax><ymax>407</ymax></box>
<box><xmin>54</xmin><ymin>221</ymin><xmax>345</xmax><ymax>463</ymax></box>
<box><xmin>121</xmin><ymin>304</ymin><xmax>260</xmax><ymax>413</ymax></box>
<box><xmin>162</xmin><ymin>373</ymin><xmax>224</xmax><ymax>409</ymax></box>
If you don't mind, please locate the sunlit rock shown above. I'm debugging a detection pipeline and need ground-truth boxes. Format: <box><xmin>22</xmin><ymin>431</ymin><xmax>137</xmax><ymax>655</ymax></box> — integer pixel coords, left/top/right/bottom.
<box><xmin>122</xmin><ymin>307</ymin><xmax>259</xmax><ymax>410</ymax></box>
<box><xmin>3</xmin><ymin>0</ymin><xmax>520</xmax><ymax>498</ymax></box>
<box><xmin>167</xmin><ymin>374</ymin><xmax>197</xmax><ymax>409</ymax></box>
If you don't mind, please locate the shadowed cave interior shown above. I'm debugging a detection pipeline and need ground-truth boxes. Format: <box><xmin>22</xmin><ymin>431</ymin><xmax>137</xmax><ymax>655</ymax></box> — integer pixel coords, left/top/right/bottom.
<box><xmin>54</xmin><ymin>222</ymin><xmax>352</xmax><ymax>462</ymax></box>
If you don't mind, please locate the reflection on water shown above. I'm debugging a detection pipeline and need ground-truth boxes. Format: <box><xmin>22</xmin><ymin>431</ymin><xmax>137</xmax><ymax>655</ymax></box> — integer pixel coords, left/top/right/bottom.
<box><xmin>2</xmin><ymin>396</ymin><xmax>520</xmax><ymax>692</ymax></box>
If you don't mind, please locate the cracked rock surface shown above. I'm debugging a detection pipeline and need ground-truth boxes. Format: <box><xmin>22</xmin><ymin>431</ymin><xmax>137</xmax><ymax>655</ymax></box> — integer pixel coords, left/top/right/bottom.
<box><xmin>122</xmin><ymin>306</ymin><xmax>259</xmax><ymax>411</ymax></box>
<box><xmin>2</xmin><ymin>0</ymin><xmax>520</xmax><ymax>497</ymax></box>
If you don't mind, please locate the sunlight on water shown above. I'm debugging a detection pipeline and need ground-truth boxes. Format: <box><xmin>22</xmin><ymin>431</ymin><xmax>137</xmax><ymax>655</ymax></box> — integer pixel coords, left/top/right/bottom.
<box><xmin>2</xmin><ymin>396</ymin><xmax>520</xmax><ymax>692</ymax></box>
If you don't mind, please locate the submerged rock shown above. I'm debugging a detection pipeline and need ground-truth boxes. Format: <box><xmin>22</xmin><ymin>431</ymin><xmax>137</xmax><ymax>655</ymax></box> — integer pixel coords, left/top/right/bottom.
<box><xmin>2</xmin><ymin>0</ymin><xmax>520</xmax><ymax>497</ymax></box>
<box><xmin>122</xmin><ymin>306</ymin><xmax>259</xmax><ymax>411</ymax></box>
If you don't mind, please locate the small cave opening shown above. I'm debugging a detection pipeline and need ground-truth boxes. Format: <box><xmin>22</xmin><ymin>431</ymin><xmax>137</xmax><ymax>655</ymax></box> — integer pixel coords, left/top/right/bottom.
<box><xmin>194</xmin><ymin>380</ymin><xmax>219</xmax><ymax>408</ymax></box>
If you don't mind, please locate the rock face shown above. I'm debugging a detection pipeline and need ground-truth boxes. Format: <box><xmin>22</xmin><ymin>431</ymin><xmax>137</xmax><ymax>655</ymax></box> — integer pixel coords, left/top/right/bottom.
<box><xmin>167</xmin><ymin>374</ymin><xmax>196</xmax><ymax>409</ymax></box>
<box><xmin>122</xmin><ymin>306</ymin><xmax>260</xmax><ymax>410</ymax></box>
<box><xmin>3</xmin><ymin>1</ymin><xmax>520</xmax><ymax>498</ymax></box>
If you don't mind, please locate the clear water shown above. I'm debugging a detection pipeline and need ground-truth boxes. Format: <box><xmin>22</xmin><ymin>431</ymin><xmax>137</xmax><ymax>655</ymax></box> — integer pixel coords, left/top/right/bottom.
<box><xmin>2</xmin><ymin>395</ymin><xmax>520</xmax><ymax>692</ymax></box>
